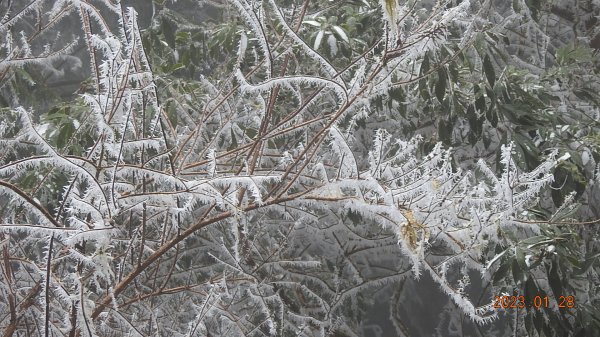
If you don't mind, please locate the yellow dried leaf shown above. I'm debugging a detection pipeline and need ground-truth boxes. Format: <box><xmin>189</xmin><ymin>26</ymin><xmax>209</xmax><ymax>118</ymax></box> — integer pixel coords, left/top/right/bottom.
<box><xmin>399</xmin><ymin>209</ymin><xmax>430</xmax><ymax>251</ymax></box>
<box><xmin>385</xmin><ymin>0</ymin><xmax>397</xmax><ymax>23</ymax></box>
<box><xmin>400</xmin><ymin>224</ymin><xmax>418</xmax><ymax>250</ymax></box>
<box><xmin>431</xmin><ymin>178</ymin><xmax>441</xmax><ymax>191</ymax></box>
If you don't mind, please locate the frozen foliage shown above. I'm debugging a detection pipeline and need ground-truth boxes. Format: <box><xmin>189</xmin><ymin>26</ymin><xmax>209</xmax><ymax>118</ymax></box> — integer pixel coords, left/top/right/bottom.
<box><xmin>0</xmin><ymin>0</ymin><xmax>594</xmax><ymax>336</ymax></box>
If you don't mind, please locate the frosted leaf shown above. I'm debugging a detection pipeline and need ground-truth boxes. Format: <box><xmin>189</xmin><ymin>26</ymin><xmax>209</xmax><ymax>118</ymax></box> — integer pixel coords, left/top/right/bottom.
<box><xmin>329</xmin><ymin>126</ymin><xmax>357</xmax><ymax>178</ymax></box>
<box><xmin>327</xmin><ymin>34</ymin><xmax>338</xmax><ymax>56</ymax></box>
<box><xmin>314</xmin><ymin>30</ymin><xmax>324</xmax><ymax>50</ymax></box>
<box><xmin>332</xmin><ymin>26</ymin><xmax>349</xmax><ymax>43</ymax></box>
<box><xmin>207</xmin><ymin>148</ymin><xmax>217</xmax><ymax>177</ymax></box>
<box><xmin>237</xmin><ymin>31</ymin><xmax>248</xmax><ymax>64</ymax></box>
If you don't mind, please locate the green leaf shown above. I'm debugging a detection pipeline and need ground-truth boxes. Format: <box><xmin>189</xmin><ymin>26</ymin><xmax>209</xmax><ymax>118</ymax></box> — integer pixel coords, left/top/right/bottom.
<box><xmin>547</xmin><ymin>260</ymin><xmax>563</xmax><ymax>298</ymax></box>
<box><xmin>515</xmin><ymin>246</ymin><xmax>527</xmax><ymax>270</ymax></box>
<box><xmin>245</xmin><ymin>127</ymin><xmax>257</xmax><ymax>139</ymax></box>
<box><xmin>556</xmin><ymin>44</ymin><xmax>594</xmax><ymax>65</ymax></box>
<box><xmin>419</xmin><ymin>78</ymin><xmax>430</xmax><ymax>100</ymax></box>
<box><xmin>162</xmin><ymin>63</ymin><xmax>185</xmax><ymax>73</ymax></box>
<box><xmin>435</xmin><ymin>68</ymin><xmax>446</xmax><ymax>103</ymax></box>
<box><xmin>533</xmin><ymin>311</ymin><xmax>544</xmax><ymax>335</ymax></box>
<box><xmin>493</xmin><ymin>260</ymin><xmax>510</xmax><ymax>282</ymax></box>
<box><xmin>303</xmin><ymin>20</ymin><xmax>321</xmax><ymax>27</ymax></box>
<box><xmin>483</xmin><ymin>54</ymin><xmax>496</xmax><ymax>88</ymax></box>
<box><xmin>485</xmin><ymin>87</ymin><xmax>496</xmax><ymax>104</ymax></box>
<box><xmin>524</xmin><ymin>276</ymin><xmax>538</xmax><ymax>307</ymax></box>
<box><xmin>176</xmin><ymin>31</ymin><xmax>191</xmax><ymax>43</ymax></box>
<box><xmin>162</xmin><ymin>18</ymin><xmax>176</xmax><ymax>48</ymax></box>
<box><xmin>56</xmin><ymin>123</ymin><xmax>75</xmax><ymax>149</ymax></box>
<box><xmin>438</xmin><ymin>119</ymin><xmax>452</xmax><ymax>144</ymax></box>
<box><xmin>575</xmin><ymin>252</ymin><xmax>600</xmax><ymax>275</ymax></box>
<box><xmin>475</xmin><ymin>85</ymin><xmax>486</xmax><ymax>113</ymax></box>
<box><xmin>483</xmin><ymin>134</ymin><xmax>491</xmax><ymax>149</ymax></box>
<box><xmin>520</xmin><ymin>235</ymin><xmax>550</xmax><ymax>246</ymax></box>
<box><xmin>15</xmin><ymin>68</ymin><xmax>35</xmax><ymax>87</ymax></box>
<box><xmin>166</xmin><ymin>100</ymin><xmax>178</xmax><ymax>127</ymax></box>
<box><xmin>421</xmin><ymin>53</ymin><xmax>430</xmax><ymax>75</ymax></box>
<box><xmin>514</xmin><ymin>133</ymin><xmax>540</xmax><ymax>169</ymax></box>
<box><xmin>512</xmin><ymin>259</ymin><xmax>525</xmax><ymax>284</ymax></box>
<box><xmin>486</xmin><ymin>108</ymin><xmax>498</xmax><ymax>127</ymax></box>
<box><xmin>448</xmin><ymin>63</ymin><xmax>458</xmax><ymax>82</ymax></box>
<box><xmin>229</xmin><ymin>128</ymin><xmax>238</xmax><ymax>150</ymax></box>
<box><xmin>526</xmin><ymin>208</ymin><xmax>549</xmax><ymax>220</ymax></box>
<box><xmin>525</xmin><ymin>313</ymin><xmax>534</xmax><ymax>336</ymax></box>
<box><xmin>573</xmin><ymin>88</ymin><xmax>600</xmax><ymax>106</ymax></box>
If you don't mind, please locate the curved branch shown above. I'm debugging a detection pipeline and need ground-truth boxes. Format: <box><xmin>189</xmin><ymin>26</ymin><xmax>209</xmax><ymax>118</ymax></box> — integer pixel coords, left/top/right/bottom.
<box><xmin>0</xmin><ymin>179</ymin><xmax>62</xmax><ymax>228</ymax></box>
